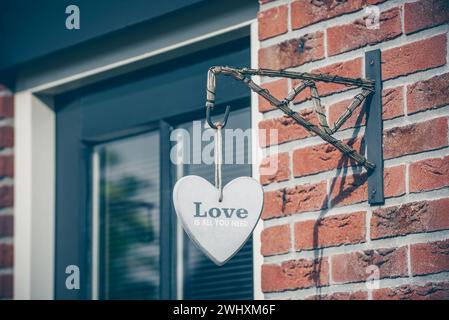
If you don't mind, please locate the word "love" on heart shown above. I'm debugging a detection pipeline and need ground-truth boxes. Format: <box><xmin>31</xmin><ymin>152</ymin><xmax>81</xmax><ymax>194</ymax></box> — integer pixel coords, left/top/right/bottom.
<box><xmin>193</xmin><ymin>202</ymin><xmax>248</xmax><ymax>219</ymax></box>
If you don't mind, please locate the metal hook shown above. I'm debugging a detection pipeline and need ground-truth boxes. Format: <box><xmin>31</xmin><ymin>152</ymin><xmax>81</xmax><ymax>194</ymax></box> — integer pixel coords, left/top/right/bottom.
<box><xmin>206</xmin><ymin>105</ymin><xmax>231</xmax><ymax>129</ymax></box>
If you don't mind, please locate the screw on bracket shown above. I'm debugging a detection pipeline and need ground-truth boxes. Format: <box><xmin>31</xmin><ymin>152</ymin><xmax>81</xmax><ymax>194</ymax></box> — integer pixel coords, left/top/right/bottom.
<box><xmin>370</xmin><ymin>188</ymin><xmax>377</xmax><ymax>200</ymax></box>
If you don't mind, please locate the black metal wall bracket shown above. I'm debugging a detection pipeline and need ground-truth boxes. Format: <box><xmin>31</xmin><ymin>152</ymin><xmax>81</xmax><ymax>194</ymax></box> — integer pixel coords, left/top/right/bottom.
<box><xmin>205</xmin><ymin>49</ymin><xmax>384</xmax><ymax>206</ymax></box>
<box><xmin>365</xmin><ymin>49</ymin><xmax>384</xmax><ymax>205</ymax></box>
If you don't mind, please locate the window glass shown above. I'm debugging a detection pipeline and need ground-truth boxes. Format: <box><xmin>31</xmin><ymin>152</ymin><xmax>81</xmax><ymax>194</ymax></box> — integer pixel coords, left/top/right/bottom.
<box><xmin>177</xmin><ymin>107</ymin><xmax>253</xmax><ymax>299</ymax></box>
<box><xmin>97</xmin><ymin>131</ymin><xmax>160</xmax><ymax>299</ymax></box>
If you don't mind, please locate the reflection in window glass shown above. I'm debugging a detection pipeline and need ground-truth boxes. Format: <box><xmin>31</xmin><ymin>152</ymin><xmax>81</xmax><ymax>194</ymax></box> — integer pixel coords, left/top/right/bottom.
<box><xmin>98</xmin><ymin>132</ymin><xmax>160</xmax><ymax>299</ymax></box>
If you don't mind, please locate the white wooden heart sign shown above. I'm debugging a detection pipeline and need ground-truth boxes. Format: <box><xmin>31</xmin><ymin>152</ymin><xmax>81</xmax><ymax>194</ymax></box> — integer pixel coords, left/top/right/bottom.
<box><xmin>173</xmin><ymin>175</ymin><xmax>264</xmax><ymax>265</ymax></box>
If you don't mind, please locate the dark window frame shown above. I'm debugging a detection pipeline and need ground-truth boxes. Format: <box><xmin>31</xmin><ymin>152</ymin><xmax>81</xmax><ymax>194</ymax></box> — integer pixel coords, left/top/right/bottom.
<box><xmin>54</xmin><ymin>37</ymin><xmax>251</xmax><ymax>299</ymax></box>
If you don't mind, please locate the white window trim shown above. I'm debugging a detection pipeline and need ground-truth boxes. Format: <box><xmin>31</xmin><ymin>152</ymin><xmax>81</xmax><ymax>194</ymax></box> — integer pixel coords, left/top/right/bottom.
<box><xmin>14</xmin><ymin>92</ymin><xmax>55</xmax><ymax>300</ymax></box>
<box><xmin>14</xmin><ymin>19</ymin><xmax>262</xmax><ymax>300</ymax></box>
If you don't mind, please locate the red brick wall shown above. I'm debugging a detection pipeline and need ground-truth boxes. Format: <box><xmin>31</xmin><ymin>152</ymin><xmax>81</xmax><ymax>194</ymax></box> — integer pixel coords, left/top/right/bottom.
<box><xmin>257</xmin><ymin>0</ymin><xmax>449</xmax><ymax>300</ymax></box>
<box><xmin>0</xmin><ymin>85</ymin><xmax>14</xmax><ymax>299</ymax></box>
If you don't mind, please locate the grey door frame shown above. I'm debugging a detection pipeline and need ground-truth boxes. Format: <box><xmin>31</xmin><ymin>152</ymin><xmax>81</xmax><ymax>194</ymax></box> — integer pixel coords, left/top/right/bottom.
<box><xmin>13</xmin><ymin>17</ymin><xmax>258</xmax><ymax>300</ymax></box>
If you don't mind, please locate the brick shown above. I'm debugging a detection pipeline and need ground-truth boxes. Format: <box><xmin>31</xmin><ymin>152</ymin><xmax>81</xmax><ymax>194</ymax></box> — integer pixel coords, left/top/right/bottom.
<box><xmin>260</xmin><ymin>152</ymin><xmax>290</xmax><ymax>185</ymax></box>
<box><xmin>331</xmin><ymin>173</ymin><xmax>367</xmax><ymax>207</ymax></box>
<box><xmin>0</xmin><ymin>243</ymin><xmax>13</xmax><ymax>268</ymax></box>
<box><xmin>261</xmin><ymin>224</ymin><xmax>291</xmax><ymax>256</ymax></box>
<box><xmin>259</xmin><ymin>0</ymin><xmax>275</xmax><ymax>4</ymax></box>
<box><xmin>261</xmin><ymin>258</ymin><xmax>328</xmax><ymax>292</ymax></box>
<box><xmin>259</xmin><ymin>32</ymin><xmax>324</xmax><ymax>70</ymax></box>
<box><xmin>293</xmin><ymin>58</ymin><xmax>362</xmax><ymax>104</ymax></box>
<box><xmin>0</xmin><ymin>274</ymin><xmax>13</xmax><ymax>299</ymax></box>
<box><xmin>294</xmin><ymin>212</ymin><xmax>365</xmax><ymax>250</ymax></box>
<box><xmin>411</xmin><ymin>239</ymin><xmax>449</xmax><ymax>275</ymax></box>
<box><xmin>332</xmin><ymin>247</ymin><xmax>408</xmax><ymax>283</ymax></box>
<box><xmin>0</xmin><ymin>155</ymin><xmax>13</xmax><ymax>178</ymax></box>
<box><xmin>284</xmin><ymin>181</ymin><xmax>328</xmax><ymax>215</ymax></box>
<box><xmin>404</xmin><ymin>0</ymin><xmax>449</xmax><ymax>34</ymax></box>
<box><xmin>328</xmin><ymin>87</ymin><xmax>404</xmax><ymax>131</ymax></box>
<box><xmin>374</xmin><ymin>282</ymin><xmax>449</xmax><ymax>300</ymax></box>
<box><xmin>328</xmin><ymin>8</ymin><xmax>402</xmax><ymax>56</ymax></box>
<box><xmin>0</xmin><ymin>215</ymin><xmax>13</xmax><ymax>237</ymax></box>
<box><xmin>371</xmin><ymin>198</ymin><xmax>449</xmax><ymax>239</ymax></box>
<box><xmin>410</xmin><ymin>155</ymin><xmax>449</xmax><ymax>192</ymax></box>
<box><xmin>383</xmin><ymin>165</ymin><xmax>407</xmax><ymax>198</ymax></box>
<box><xmin>328</xmin><ymin>99</ymin><xmax>366</xmax><ymax>131</ymax></box>
<box><xmin>306</xmin><ymin>291</ymin><xmax>368</xmax><ymax>300</ymax></box>
<box><xmin>382</xmin><ymin>87</ymin><xmax>404</xmax><ymax>120</ymax></box>
<box><xmin>291</xmin><ymin>0</ymin><xmax>386</xmax><ymax>30</ymax></box>
<box><xmin>258</xmin><ymin>79</ymin><xmax>288</xmax><ymax>112</ymax></box>
<box><xmin>260</xmin><ymin>183</ymin><xmax>327</xmax><ymax>220</ymax></box>
<box><xmin>293</xmin><ymin>137</ymin><xmax>364</xmax><ymax>176</ymax></box>
<box><xmin>258</xmin><ymin>5</ymin><xmax>288</xmax><ymax>41</ymax></box>
<box><xmin>0</xmin><ymin>95</ymin><xmax>13</xmax><ymax>118</ymax></box>
<box><xmin>0</xmin><ymin>186</ymin><xmax>13</xmax><ymax>208</ymax></box>
<box><xmin>382</xmin><ymin>34</ymin><xmax>447</xmax><ymax>80</ymax></box>
<box><xmin>407</xmin><ymin>73</ymin><xmax>449</xmax><ymax>114</ymax></box>
<box><xmin>0</xmin><ymin>126</ymin><xmax>13</xmax><ymax>149</ymax></box>
<box><xmin>330</xmin><ymin>165</ymin><xmax>405</xmax><ymax>207</ymax></box>
<box><xmin>383</xmin><ymin>117</ymin><xmax>448</xmax><ymax>159</ymax></box>
<box><xmin>262</xmin><ymin>190</ymin><xmax>284</xmax><ymax>220</ymax></box>
<box><xmin>259</xmin><ymin>109</ymin><xmax>317</xmax><ymax>147</ymax></box>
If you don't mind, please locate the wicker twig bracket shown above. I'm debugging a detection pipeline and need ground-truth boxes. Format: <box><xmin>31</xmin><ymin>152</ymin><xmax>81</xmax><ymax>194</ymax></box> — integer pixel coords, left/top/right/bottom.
<box><xmin>206</xmin><ymin>50</ymin><xmax>384</xmax><ymax>205</ymax></box>
<box><xmin>206</xmin><ymin>66</ymin><xmax>376</xmax><ymax>171</ymax></box>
